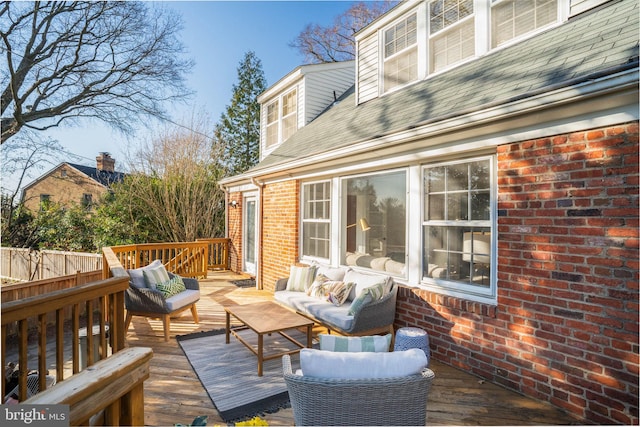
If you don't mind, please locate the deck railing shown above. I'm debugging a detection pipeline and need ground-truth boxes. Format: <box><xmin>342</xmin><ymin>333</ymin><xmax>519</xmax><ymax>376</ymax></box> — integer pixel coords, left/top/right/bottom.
<box><xmin>1</xmin><ymin>276</ymin><xmax>129</xmax><ymax>402</ymax></box>
<box><xmin>26</xmin><ymin>346</ymin><xmax>153</xmax><ymax>426</ymax></box>
<box><xmin>1</xmin><ymin>270</ymin><xmax>103</xmax><ymax>337</ymax></box>
<box><xmin>104</xmin><ymin>241</ymin><xmax>220</xmax><ymax>279</ymax></box>
<box><xmin>197</xmin><ymin>238</ymin><xmax>230</xmax><ymax>270</ymax></box>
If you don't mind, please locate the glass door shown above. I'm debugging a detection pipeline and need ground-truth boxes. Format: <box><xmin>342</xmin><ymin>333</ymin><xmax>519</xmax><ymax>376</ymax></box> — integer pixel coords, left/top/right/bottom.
<box><xmin>243</xmin><ymin>196</ymin><xmax>257</xmax><ymax>275</ymax></box>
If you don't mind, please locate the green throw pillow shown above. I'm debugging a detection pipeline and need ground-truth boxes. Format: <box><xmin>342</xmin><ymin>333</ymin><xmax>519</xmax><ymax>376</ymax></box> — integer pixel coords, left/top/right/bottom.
<box><xmin>156</xmin><ymin>275</ymin><xmax>186</xmax><ymax>298</ymax></box>
<box><xmin>348</xmin><ymin>282</ymin><xmax>385</xmax><ymax>315</ymax></box>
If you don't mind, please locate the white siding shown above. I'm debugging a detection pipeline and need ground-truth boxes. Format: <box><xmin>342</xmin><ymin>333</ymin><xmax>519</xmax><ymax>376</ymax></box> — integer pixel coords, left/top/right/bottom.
<box><xmin>259</xmin><ymin>103</ymin><xmax>269</xmax><ymax>161</ymax></box>
<box><xmin>357</xmin><ymin>31</ymin><xmax>379</xmax><ymax>105</ymax></box>
<box><xmin>570</xmin><ymin>0</ymin><xmax>610</xmax><ymax>16</ymax></box>
<box><xmin>304</xmin><ymin>67</ymin><xmax>354</xmax><ymax>124</ymax></box>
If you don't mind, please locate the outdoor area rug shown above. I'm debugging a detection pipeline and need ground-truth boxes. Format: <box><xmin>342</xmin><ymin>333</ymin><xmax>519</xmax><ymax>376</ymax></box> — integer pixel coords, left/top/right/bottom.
<box><xmin>176</xmin><ymin>328</ymin><xmax>309</xmax><ymax>422</ymax></box>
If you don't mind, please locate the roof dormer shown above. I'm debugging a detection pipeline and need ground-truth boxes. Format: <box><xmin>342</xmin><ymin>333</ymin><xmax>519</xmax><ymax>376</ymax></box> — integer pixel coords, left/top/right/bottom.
<box><xmin>258</xmin><ymin>61</ymin><xmax>354</xmax><ymax>160</ymax></box>
<box><xmin>353</xmin><ymin>0</ymin><xmax>611</xmax><ymax>105</ymax></box>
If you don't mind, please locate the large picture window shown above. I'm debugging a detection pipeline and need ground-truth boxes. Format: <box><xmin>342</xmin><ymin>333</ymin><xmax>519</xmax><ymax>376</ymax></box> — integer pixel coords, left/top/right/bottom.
<box><xmin>423</xmin><ymin>158</ymin><xmax>493</xmax><ymax>294</ymax></box>
<box><xmin>302</xmin><ymin>181</ymin><xmax>331</xmax><ymax>260</ymax></box>
<box><xmin>342</xmin><ymin>170</ymin><xmax>407</xmax><ymax>276</ymax></box>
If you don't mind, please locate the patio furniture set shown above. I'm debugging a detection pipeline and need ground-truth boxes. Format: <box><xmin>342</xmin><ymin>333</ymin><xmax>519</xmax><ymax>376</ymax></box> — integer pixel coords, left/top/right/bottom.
<box><xmin>124</xmin><ymin>261</ymin><xmax>435</xmax><ymax>425</ymax></box>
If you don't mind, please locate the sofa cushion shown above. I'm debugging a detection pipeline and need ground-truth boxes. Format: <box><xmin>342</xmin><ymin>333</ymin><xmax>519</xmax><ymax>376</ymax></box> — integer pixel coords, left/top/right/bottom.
<box><xmin>313</xmin><ymin>263</ymin><xmax>350</xmax><ymax>281</ymax></box>
<box><xmin>274</xmin><ymin>291</ymin><xmax>354</xmax><ymax>332</ymax></box>
<box><xmin>128</xmin><ymin>259</ymin><xmax>166</xmax><ymax>289</ymax></box>
<box><xmin>344</xmin><ymin>270</ymin><xmax>391</xmax><ymax>301</ymax></box>
<box><xmin>300</xmin><ymin>348</ymin><xmax>427</xmax><ymax>379</ymax></box>
<box><xmin>156</xmin><ymin>275</ymin><xmax>187</xmax><ymax>298</ymax></box>
<box><xmin>286</xmin><ymin>265</ymin><xmax>317</xmax><ymax>292</ymax></box>
<box><xmin>165</xmin><ymin>289</ymin><xmax>200</xmax><ymax>311</ymax></box>
<box><xmin>319</xmin><ymin>334</ymin><xmax>392</xmax><ymax>352</ymax></box>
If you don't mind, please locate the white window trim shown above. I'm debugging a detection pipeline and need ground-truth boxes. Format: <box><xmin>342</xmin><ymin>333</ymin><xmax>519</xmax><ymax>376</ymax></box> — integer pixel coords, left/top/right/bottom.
<box><xmin>262</xmin><ymin>86</ymin><xmax>299</xmax><ymax>158</ymax></box>
<box><xmin>420</xmin><ymin>155</ymin><xmax>497</xmax><ymax>303</ymax></box>
<box><xmin>300</xmin><ymin>180</ymin><xmax>331</xmax><ymax>263</ymax></box>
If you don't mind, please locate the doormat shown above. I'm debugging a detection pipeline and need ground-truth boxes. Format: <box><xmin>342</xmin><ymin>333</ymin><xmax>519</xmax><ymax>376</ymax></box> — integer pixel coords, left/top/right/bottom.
<box><xmin>230</xmin><ymin>279</ymin><xmax>255</xmax><ymax>288</ymax></box>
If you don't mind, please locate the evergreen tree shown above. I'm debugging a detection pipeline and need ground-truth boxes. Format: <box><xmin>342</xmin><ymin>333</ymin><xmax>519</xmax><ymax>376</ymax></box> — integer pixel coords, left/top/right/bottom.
<box><xmin>214</xmin><ymin>51</ymin><xmax>267</xmax><ymax>175</ymax></box>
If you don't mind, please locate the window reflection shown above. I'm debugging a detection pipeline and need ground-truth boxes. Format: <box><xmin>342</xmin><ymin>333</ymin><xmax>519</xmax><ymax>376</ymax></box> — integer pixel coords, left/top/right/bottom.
<box><xmin>343</xmin><ymin>171</ymin><xmax>407</xmax><ymax>276</ymax></box>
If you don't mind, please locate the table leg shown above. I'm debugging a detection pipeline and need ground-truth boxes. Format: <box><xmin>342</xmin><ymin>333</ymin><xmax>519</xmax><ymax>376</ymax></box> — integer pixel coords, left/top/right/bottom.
<box><xmin>257</xmin><ymin>333</ymin><xmax>263</xmax><ymax>377</ymax></box>
<box><xmin>225</xmin><ymin>311</ymin><xmax>230</xmax><ymax>344</ymax></box>
<box><xmin>306</xmin><ymin>325</ymin><xmax>312</xmax><ymax>348</ymax></box>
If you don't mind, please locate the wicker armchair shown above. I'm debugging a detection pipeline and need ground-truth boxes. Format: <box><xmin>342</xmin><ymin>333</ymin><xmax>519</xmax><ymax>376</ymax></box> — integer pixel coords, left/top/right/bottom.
<box><xmin>124</xmin><ymin>273</ymin><xmax>200</xmax><ymax>341</ymax></box>
<box><xmin>282</xmin><ymin>354</ymin><xmax>435</xmax><ymax>426</ymax></box>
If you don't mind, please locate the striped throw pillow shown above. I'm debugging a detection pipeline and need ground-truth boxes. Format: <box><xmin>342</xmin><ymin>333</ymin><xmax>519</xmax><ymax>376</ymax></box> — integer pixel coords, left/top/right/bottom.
<box><xmin>286</xmin><ymin>265</ymin><xmax>317</xmax><ymax>292</ymax></box>
<box><xmin>319</xmin><ymin>334</ymin><xmax>392</xmax><ymax>352</ymax></box>
<box><xmin>142</xmin><ymin>260</ymin><xmax>170</xmax><ymax>289</ymax></box>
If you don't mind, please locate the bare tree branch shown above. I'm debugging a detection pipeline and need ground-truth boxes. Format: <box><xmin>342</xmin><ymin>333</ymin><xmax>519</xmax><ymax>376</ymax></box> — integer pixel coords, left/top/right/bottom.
<box><xmin>0</xmin><ymin>1</ymin><xmax>193</xmax><ymax>144</ymax></box>
<box><xmin>290</xmin><ymin>1</ymin><xmax>395</xmax><ymax>64</ymax></box>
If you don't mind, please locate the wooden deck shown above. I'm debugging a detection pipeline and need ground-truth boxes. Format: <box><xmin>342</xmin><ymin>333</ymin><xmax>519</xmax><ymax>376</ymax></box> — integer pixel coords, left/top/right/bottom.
<box><xmin>130</xmin><ymin>271</ymin><xmax>581</xmax><ymax>426</ymax></box>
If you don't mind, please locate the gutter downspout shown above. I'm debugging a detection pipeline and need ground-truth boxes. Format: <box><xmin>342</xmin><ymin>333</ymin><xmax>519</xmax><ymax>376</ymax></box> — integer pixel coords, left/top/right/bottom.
<box><xmin>250</xmin><ymin>177</ymin><xmax>264</xmax><ymax>290</ymax></box>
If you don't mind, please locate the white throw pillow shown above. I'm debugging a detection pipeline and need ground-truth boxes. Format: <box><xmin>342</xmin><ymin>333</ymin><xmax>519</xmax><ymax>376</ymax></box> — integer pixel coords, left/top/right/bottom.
<box><xmin>300</xmin><ymin>348</ymin><xmax>427</xmax><ymax>379</ymax></box>
<box><xmin>344</xmin><ymin>270</ymin><xmax>391</xmax><ymax>301</ymax></box>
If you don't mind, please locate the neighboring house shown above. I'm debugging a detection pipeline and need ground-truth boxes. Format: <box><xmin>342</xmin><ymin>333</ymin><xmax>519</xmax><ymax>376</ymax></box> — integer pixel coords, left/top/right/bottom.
<box><xmin>220</xmin><ymin>0</ymin><xmax>639</xmax><ymax>424</ymax></box>
<box><xmin>22</xmin><ymin>153</ymin><xmax>125</xmax><ymax>211</ymax></box>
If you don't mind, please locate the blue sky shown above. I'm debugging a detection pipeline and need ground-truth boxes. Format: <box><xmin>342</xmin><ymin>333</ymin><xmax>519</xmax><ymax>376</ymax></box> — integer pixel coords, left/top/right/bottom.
<box><xmin>32</xmin><ymin>1</ymin><xmax>355</xmax><ymax>173</ymax></box>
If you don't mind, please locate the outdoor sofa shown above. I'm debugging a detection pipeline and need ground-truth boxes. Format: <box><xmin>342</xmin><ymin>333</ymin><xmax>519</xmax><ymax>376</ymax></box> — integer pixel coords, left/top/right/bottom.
<box><xmin>274</xmin><ymin>264</ymin><xmax>398</xmax><ymax>339</ymax></box>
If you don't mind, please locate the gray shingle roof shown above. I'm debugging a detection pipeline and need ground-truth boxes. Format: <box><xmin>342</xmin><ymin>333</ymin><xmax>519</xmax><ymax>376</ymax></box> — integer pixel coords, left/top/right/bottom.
<box><xmin>251</xmin><ymin>0</ymin><xmax>638</xmax><ymax>173</ymax></box>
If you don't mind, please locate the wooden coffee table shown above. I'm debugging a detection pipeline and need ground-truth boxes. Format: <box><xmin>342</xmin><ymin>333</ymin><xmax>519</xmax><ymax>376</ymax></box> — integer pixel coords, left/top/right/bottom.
<box><xmin>224</xmin><ymin>301</ymin><xmax>314</xmax><ymax>376</ymax></box>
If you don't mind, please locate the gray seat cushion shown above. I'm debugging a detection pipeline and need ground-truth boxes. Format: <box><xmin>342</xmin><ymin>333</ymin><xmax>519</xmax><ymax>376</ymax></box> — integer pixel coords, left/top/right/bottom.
<box><xmin>165</xmin><ymin>289</ymin><xmax>200</xmax><ymax>311</ymax></box>
<box><xmin>274</xmin><ymin>291</ymin><xmax>354</xmax><ymax>332</ymax></box>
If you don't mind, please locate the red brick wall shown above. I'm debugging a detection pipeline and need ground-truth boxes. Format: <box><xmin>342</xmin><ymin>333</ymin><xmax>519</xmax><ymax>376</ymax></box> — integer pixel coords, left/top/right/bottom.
<box><xmin>395</xmin><ymin>123</ymin><xmax>639</xmax><ymax>424</ymax></box>
<box><xmin>228</xmin><ymin>192</ymin><xmax>243</xmax><ymax>273</ymax></box>
<box><xmin>260</xmin><ymin>181</ymin><xmax>300</xmax><ymax>291</ymax></box>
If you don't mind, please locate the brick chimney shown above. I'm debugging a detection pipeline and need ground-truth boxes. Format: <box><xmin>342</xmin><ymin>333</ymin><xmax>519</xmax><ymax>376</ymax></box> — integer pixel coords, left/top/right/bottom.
<box><xmin>96</xmin><ymin>152</ymin><xmax>115</xmax><ymax>172</ymax></box>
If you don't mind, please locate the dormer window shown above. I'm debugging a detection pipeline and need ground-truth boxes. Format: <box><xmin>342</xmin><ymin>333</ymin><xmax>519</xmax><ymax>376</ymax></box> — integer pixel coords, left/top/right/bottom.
<box><xmin>383</xmin><ymin>13</ymin><xmax>418</xmax><ymax>92</ymax></box>
<box><xmin>266</xmin><ymin>100</ymin><xmax>279</xmax><ymax>148</ymax></box>
<box><xmin>491</xmin><ymin>0</ymin><xmax>558</xmax><ymax>48</ymax></box>
<box><xmin>264</xmin><ymin>88</ymin><xmax>298</xmax><ymax>149</ymax></box>
<box><xmin>430</xmin><ymin>0</ymin><xmax>475</xmax><ymax>73</ymax></box>
<box><xmin>282</xmin><ymin>89</ymin><xmax>298</xmax><ymax>142</ymax></box>
<box><xmin>360</xmin><ymin>0</ymin><xmax>562</xmax><ymax>102</ymax></box>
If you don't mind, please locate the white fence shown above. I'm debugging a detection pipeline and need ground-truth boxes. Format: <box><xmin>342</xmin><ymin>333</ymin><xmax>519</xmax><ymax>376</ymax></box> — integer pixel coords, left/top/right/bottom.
<box><xmin>0</xmin><ymin>247</ymin><xmax>102</xmax><ymax>282</ymax></box>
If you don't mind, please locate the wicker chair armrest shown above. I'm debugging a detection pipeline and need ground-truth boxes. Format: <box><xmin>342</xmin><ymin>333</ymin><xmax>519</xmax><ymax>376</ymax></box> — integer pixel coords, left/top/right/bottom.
<box><xmin>347</xmin><ymin>283</ymin><xmax>398</xmax><ymax>334</ymax></box>
<box><xmin>275</xmin><ymin>277</ymin><xmax>289</xmax><ymax>292</ymax></box>
<box><xmin>180</xmin><ymin>276</ymin><xmax>200</xmax><ymax>291</ymax></box>
<box><xmin>125</xmin><ymin>286</ymin><xmax>169</xmax><ymax>314</ymax></box>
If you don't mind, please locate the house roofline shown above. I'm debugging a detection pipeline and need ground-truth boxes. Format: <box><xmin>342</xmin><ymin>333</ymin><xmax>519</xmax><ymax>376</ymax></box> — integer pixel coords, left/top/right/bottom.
<box><xmin>257</xmin><ymin>61</ymin><xmax>355</xmax><ymax>103</ymax></box>
<box><xmin>220</xmin><ymin>65</ymin><xmax>638</xmax><ymax>188</ymax></box>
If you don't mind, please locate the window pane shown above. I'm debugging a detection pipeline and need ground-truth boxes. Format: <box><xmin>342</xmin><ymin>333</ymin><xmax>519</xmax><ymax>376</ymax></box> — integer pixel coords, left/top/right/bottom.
<box><xmin>423</xmin><ymin>158</ymin><xmax>493</xmax><ymax>291</ymax></box>
<box><xmin>384</xmin><ymin>13</ymin><xmax>418</xmax><ymax>92</ymax></box>
<box><xmin>302</xmin><ymin>182</ymin><xmax>331</xmax><ymax>259</ymax></box>
<box><xmin>492</xmin><ymin>0</ymin><xmax>558</xmax><ymax>48</ymax></box>
<box><xmin>343</xmin><ymin>171</ymin><xmax>406</xmax><ymax>274</ymax></box>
